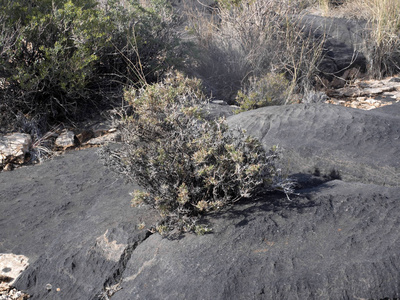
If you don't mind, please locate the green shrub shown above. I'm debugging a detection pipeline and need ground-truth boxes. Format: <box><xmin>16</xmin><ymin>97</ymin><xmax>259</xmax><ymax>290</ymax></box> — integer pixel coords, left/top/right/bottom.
<box><xmin>99</xmin><ymin>0</ymin><xmax>183</xmax><ymax>86</ymax></box>
<box><xmin>235</xmin><ymin>73</ymin><xmax>290</xmax><ymax>112</ymax></box>
<box><xmin>0</xmin><ymin>0</ymin><xmax>182</xmax><ymax>130</ymax></box>
<box><xmin>100</xmin><ymin>71</ymin><xmax>293</xmax><ymax>235</ymax></box>
<box><xmin>0</xmin><ymin>0</ymin><xmax>110</xmax><ymax>117</ymax></box>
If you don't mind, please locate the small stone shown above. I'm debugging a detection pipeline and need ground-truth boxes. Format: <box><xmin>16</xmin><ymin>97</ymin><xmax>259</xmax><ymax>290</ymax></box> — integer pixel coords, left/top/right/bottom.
<box><xmin>0</xmin><ymin>133</ymin><xmax>31</xmax><ymax>165</ymax></box>
<box><xmin>45</xmin><ymin>284</ymin><xmax>52</xmax><ymax>291</ymax></box>
<box><xmin>76</xmin><ymin>130</ymin><xmax>94</xmax><ymax>145</ymax></box>
<box><xmin>389</xmin><ymin>77</ymin><xmax>400</xmax><ymax>83</ymax></box>
<box><xmin>55</xmin><ymin>130</ymin><xmax>76</xmax><ymax>148</ymax></box>
<box><xmin>211</xmin><ymin>100</ymin><xmax>228</xmax><ymax>105</ymax></box>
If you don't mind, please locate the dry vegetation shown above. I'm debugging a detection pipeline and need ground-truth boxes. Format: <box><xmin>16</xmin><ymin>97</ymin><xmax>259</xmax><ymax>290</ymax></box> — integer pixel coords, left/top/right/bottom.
<box><xmin>315</xmin><ymin>0</ymin><xmax>400</xmax><ymax>77</ymax></box>
<box><xmin>181</xmin><ymin>0</ymin><xmax>400</xmax><ymax>106</ymax></box>
<box><xmin>100</xmin><ymin>71</ymin><xmax>294</xmax><ymax>235</ymax></box>
<box><xmin>183</xmin><ymin>0</ymin><xmax>325</xmax><ymax>104</ymax></box>
<box><xmin>1</xmin><ymin>0</ymin><xmax>399</xmax><ymax>234</ymax></box>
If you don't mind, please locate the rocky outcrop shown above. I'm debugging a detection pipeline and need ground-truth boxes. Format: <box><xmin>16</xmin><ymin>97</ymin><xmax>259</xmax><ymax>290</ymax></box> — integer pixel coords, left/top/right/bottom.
<box><xmin>1</xmin><ymin>148</ymin><xmax>399</xmax><ymax>300</ymax></box>
<box><xmin>301</xmin><ymin>15</ymin><xmax>368</xmax><ymax>85</ymax></box>
<box><xmin>0</xmin><ymin>103</ymin><xmax>399</xmax><ymax>299</ymax></box>
<box><xmin>113</xmin><ymin>180</ymin><xmax>400</xmax><ymax>300</ymax></box>
<box><xmin>326</xmin><ymin>76</ymin><xmax>400</xmax><ymax>109</ymax></box>
<box><xmin>227</xmin><ymin>102</ymin><xmax>400</xmax><ymax>186</ymax></box>
<box><xmin>0</xmin><ymin>149</ymin><xmax>158</xmax><ymax>300</ymax></box>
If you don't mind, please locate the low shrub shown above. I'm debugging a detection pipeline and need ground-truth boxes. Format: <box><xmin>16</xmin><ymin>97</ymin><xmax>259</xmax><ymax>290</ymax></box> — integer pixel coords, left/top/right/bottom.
<box><xmin>184</xmin><ymin>0</ymin><xmax>324</xmax><ymax>103</ymax></box>
<box><xmin>0</xmin><ymin>0</ymin><xmax>110</xmax><ymax>118</ymax></box>
<box><xmin>235</xmin><ymin>73</ymin><xmax>290</xmax><ymax>112</ymax></box>
<box><xmin>100</xmin><ymin>71</ymin><xmax>293</xmax><ymax>235</ymax></box>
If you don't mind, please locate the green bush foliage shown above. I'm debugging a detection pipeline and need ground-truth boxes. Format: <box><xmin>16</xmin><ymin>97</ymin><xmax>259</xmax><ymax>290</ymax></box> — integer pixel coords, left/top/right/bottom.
<box><xmin>100</xmin><ymin>72</ymin><xmax>292</xmax><ymax>235</ymax></box>
<box><xmin>235</xmin><ymin>73</ymin><xmax>290</xmax><ymax>112</ymax></box>
<box><xmin>0</xmin><ymin>0</ymin><xmax>181</xmax><ymax>130</ymax></box>
<box><xmin>0</xmin><ymin>0</ymin><xmax>109</xmax><ymax>116</ymax></box>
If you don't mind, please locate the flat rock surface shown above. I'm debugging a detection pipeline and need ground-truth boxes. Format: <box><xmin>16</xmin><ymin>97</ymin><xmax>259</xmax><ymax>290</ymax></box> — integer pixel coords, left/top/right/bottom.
<box><xmin>227</xmin><ymin>103</ymin><xmax>400</xmax><ymax>186</ymax></box>
<box><xmin>113</xmin><ymin>181</ymin><xmax>400</xmax><ymax>300</ymax></box>
<box><xmin>0</xmin><ymin>148</ymin><xmax>157</xmax><ymax>300</ymax></box>
<box><xmin>0</xmin><ymin>103</ymin><xmax>399</xmax><ymax>299</ymax></box>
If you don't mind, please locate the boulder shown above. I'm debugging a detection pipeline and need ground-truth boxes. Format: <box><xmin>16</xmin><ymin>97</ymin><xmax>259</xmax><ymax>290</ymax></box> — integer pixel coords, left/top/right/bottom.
<box><xmin>0</xmin><ymin>103</ymin><xmax>399</xmax><ymax>299</ymax></box>
<box><xmin>0</xmin><ymin>133</ymin><xmax>31</xmax><ymax>165</ymax></box>
<box><xmin>227</xmin><ymin>103</ymin><xmax>400</xmax><ymax>186</ymax></box>
<box><xmin>0</xmin><ymin>147</ymin><xmax>398</xmax><ymax>299</ymax></box>
<box><xmin>300</xmin><ymin>15</ymin><xmax>368</xmax><ymax>85</ymax></box>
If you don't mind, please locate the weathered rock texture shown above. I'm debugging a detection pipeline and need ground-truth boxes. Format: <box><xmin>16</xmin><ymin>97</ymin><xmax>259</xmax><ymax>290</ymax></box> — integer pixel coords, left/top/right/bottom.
<box><xmin>54</xmin><ymin>130</ymin><xmax>76</xmax><ymax>148</ymax></box>
<box><xmin>227</xmin><ymin>103</ymin><xmax>400</xmax><ymax>186</ymax></box>
<box><xmin>0</xmin><ymin>102</ymin><xmax>399</xmax><ymax>299</ymax></box>
<box><xmin>0</xmin><ymin>133</ymin><xmax>31</xmax><ymax>165</ymax></box>
<box><xmin>0</xmin><ymin>254</ymin><xmax>29</xmax><ymax>287</ymax></box>
<box><xmin>326</xmin><ymin>76</ymin><xmax>400</xmax><ymax>110</ymax></box>
<box><xmin>113</xmin><ymin>181</ymin><xmax>400</xmax><ymax>300</ymax></box>
<box><xmin>0</xmin><ymin>149</ymin><xmax>158</xmax><ymax>300</ymax></box>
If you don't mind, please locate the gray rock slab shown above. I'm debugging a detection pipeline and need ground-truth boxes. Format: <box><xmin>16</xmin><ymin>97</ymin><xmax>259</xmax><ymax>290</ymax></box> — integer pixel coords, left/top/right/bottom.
<box><xmin>0</xmin><ymin>148</ymin><xmax>157</xmax><ymax>300</ymax></box>
<box><xmin>300</xmin><ymin>15</ymin><xmax>368</xmax><ymax>76</ymax></box>
<box><xmin>113</xmin><ymin>181</ymin><xmax>400</xmax><ymax>300</ymax></box>
<box><xmin>227</xmin><ymin>103</ymin><xmax>400</xmax><ymax>186</ymax></box>
<box><xmin>1</xmin><ymin>103</ymin><xmax>399</xmax><ymax>300</ymax></box>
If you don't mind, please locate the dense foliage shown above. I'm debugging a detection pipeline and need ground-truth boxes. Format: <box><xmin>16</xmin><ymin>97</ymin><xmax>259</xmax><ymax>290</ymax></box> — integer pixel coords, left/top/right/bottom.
<box><xmin>100</xmin><ymin>72</ymin><xmax>292</xmax><ymax>235</ymax></box>
<box><xmin>0</xmin><ymin>0</ymin><xmax>181</xmax><ymax>132</ymax></box>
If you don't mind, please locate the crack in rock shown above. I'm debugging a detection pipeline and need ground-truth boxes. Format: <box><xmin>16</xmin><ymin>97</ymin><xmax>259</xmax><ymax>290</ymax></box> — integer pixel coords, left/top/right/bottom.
<box><xmin>94</xmin><ymin>231</ymin><xmax>153</xmax><ymax>300</ymax></box>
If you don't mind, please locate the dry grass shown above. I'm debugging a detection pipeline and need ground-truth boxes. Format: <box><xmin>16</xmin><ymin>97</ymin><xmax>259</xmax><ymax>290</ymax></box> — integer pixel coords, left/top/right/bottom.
<box><xmin>183</xmin><ymin>0</ymin><xmax>325</xmax><ymax>104</ymax></box>
<box><xmin>311</xmin><ymin>0</ymin><xmax>400</xmax><ymax>77</ymax></box>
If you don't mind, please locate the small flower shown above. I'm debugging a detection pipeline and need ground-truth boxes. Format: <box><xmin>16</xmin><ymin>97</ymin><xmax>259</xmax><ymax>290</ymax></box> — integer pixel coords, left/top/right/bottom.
<box><xmin>177</xmin><ymin>183</ymin><xmax>190</xmax><ymax>205</ymax></box>
<box><xmin>196</xmin><ymin>200</ymin><xmax>209</xmax><ymax>211</ymax></box>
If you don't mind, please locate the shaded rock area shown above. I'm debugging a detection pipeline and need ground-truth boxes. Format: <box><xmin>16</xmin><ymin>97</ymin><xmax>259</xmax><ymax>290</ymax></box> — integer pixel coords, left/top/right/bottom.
<box><xmin>0</xmin><ymin>103</ymin><xmax>399</xmax><ymax>299</ymax></box>
<box><xmin>227</xmin><ymin>102</ymin><xmax>400</xmax><ymax>186</ymax></box>
<box><xmin>113</xmin><ymin>181</ymin><xmax>400</xmax><ymax>300</ymax></box>
<box><xmin>301</xmin><ymin>15</ymin><xmax>368</xmax><ymax>85</ymax></box>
